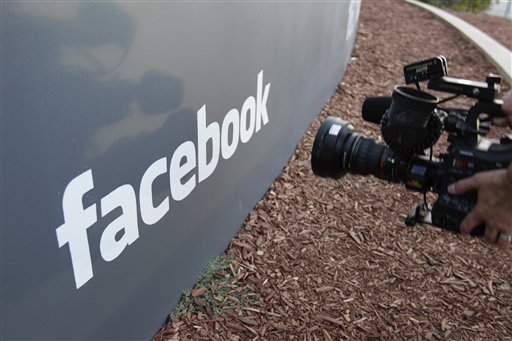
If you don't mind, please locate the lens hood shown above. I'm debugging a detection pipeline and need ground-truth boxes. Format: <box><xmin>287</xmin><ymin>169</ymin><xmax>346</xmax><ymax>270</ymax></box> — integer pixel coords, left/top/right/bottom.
<box><xmin>311</xmin><ymin>117</ymin><xmax>359</xmax><ymax>179</ymax></box>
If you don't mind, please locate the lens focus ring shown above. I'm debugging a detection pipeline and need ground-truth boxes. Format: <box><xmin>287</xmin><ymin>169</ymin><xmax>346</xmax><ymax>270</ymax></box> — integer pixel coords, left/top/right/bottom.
<box><xmin>350</xmin><ymin>137</ymin><xmax>386</xmax><ymax>176</ymax></box>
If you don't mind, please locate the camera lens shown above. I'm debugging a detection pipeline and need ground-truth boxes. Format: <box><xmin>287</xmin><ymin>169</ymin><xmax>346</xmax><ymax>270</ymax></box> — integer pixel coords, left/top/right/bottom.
<box><xmin>311</xmin><ymin>116</ymin><xmax>408</xmax><ymax>182</ymax></box>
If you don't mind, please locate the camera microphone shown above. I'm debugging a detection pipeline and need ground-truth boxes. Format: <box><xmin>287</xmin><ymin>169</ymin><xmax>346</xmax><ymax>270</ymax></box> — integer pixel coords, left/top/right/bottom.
<box><xmin>362</xmin><ymin>96</ymin><xmax>392</xmax><ymax>123</ymax></box>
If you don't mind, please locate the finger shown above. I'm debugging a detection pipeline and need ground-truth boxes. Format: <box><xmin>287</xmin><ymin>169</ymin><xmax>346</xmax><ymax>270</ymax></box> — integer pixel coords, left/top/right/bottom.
<box><xmin>459</xmin><ymin>209</ymin><xmax>483</xmax><ymax>235</ymax></box>
<box><xmin>448</xmin><ymin>175</ymin><xmax>481</xmax><ymax>195</ymax></box>
<box><xmin>483</xmin><ymin>225</ymin><xmax>499</xmax><ymax>244</ymax></box>
<box><xmin>492</xmin><ymin>117</ymin><xmax>509</xmax><ymax>127</ymax></box>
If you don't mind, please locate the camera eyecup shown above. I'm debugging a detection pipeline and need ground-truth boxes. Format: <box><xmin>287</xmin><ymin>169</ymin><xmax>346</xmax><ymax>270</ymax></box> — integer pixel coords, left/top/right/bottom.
<box><xmin>382</xmin><ymin>86</ymin><xmax>440</xmax><ymax>154</ymax></box>
<box><xmin>388</xmin><ymin>86</ymin><xmax>439</xmax><ymax>128</ymax></box>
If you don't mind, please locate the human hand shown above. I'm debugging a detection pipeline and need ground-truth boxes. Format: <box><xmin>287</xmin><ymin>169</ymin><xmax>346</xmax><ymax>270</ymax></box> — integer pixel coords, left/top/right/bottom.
<box><xmin>493</xmin><ymin>92</ymin><xmax>512</xmax><ymax>127</ymax></box>
<box><xmin>448</xmin><ymin>165</ymin><xmax>512</xmax><ymax>248</ymax></box>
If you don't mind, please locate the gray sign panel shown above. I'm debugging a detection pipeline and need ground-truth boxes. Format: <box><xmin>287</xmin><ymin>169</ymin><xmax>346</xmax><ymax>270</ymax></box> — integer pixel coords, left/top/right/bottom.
<box><xmin>1</xmin><ymin>1</ymin><xmax>359</xmax><ymax>339</ymax></box>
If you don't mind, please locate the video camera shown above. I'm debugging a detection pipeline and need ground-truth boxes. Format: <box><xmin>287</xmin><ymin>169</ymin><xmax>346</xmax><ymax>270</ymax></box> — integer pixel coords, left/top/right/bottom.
<box><xmin>311</xmin><ymin>56</ymin><xmax>512</xmax><ymax>236</ymax></box>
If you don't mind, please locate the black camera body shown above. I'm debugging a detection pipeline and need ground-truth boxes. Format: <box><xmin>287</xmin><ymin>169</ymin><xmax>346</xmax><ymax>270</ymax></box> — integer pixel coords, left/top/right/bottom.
<box><xmin>311</xmin><ymin>56</ymin><xmax>512</xmax><ymax>236</ymax></box>
<box><xmin>409</xmin><ymin>126</ymin><xmax>512</xmax><ymax>235</ymax></box>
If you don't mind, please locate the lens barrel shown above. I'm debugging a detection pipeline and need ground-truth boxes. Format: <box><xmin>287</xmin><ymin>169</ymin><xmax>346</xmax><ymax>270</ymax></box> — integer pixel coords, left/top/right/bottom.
<box><xmin>311</xmin><ymin>117</ymin><xmax>408</xmax><ymax>182</ymax></box>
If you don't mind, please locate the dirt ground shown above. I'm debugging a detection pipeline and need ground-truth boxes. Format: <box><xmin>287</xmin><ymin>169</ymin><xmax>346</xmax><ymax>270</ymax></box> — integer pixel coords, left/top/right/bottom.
<box><xmin>154</xmin><ymin>1</ymin><xmax>512</xmax><ymax>340</ymax></box>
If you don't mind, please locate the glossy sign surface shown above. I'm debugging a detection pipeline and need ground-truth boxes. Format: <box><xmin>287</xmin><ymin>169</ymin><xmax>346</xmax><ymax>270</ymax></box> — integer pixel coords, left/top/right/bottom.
<box><xmin>1</xmin><ymin>2</ymin><xmax>360</xmax><ymax>339</ymax></box>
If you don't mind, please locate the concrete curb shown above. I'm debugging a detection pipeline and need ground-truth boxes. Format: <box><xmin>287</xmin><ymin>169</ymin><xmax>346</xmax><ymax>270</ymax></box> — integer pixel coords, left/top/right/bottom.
<box><xmin>406</xmin><ymin>0</ymin><xmax>512</xmax><ymax>85</ymax></box>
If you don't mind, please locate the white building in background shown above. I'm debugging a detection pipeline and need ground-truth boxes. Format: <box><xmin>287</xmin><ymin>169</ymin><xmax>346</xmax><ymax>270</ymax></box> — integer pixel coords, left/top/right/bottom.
<box><xmin>487</xmin><ymin>0</ymin><xmax>512</xmax><ymax>20</ymax></box>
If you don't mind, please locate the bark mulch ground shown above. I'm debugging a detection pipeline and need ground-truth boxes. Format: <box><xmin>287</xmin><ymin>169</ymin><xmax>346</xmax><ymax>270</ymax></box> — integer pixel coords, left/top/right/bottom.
<box><xmin>154</xmin><ymin>1</ymin><xmax>512</xmax><ymax>340</ymax></box>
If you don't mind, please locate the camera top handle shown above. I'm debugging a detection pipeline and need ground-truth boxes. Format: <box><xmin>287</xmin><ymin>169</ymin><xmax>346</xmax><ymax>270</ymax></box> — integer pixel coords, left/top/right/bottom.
<box><xmin>428</xmin><ymin>74</ymin><xmax>502</xmax><ymax>102</ymax></box>
<box><xmin>403</xmin><ymin>56</ymin><xmax>506</xmax><ymax>144</ymax></box>
<box><xmin>428</xmin><ymin>74</ymin><xmax>504</xmax><ymax>144</ymax></box>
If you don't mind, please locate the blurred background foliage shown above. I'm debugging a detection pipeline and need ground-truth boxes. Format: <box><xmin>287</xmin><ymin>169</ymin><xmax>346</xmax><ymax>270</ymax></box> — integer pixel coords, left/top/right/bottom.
<box><xmin>421</xmin><ymin>0</ymin><xmax>498</xmax><ymax>13</ymax></box>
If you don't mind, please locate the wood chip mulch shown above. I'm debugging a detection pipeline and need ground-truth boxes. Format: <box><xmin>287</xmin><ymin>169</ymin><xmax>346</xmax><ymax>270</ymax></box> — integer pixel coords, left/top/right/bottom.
<box><xmin>154</xmin><ymin>1</ymin><xmax>512</xmax><ymax>340</ymax></box>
